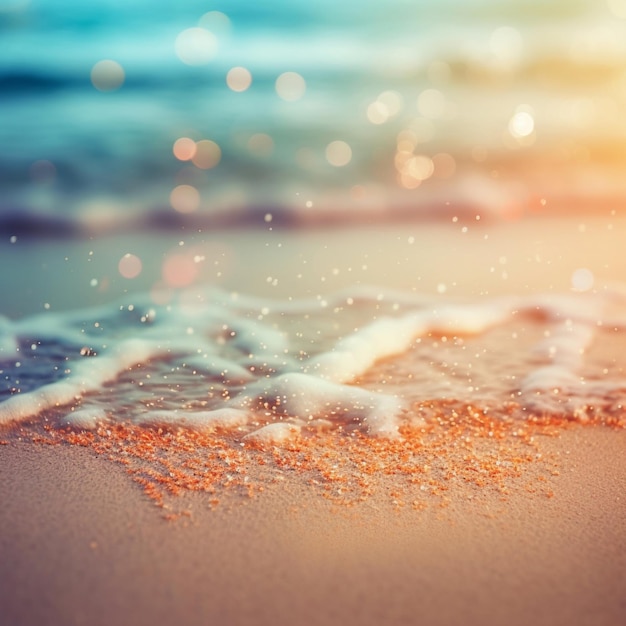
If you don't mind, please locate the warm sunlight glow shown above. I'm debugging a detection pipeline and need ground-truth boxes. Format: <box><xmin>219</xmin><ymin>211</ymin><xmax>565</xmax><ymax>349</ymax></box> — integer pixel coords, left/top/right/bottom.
<box><xmin>192</xmin><ymin>140</ymin><xmax>221</xmax><ymax>169</ymax></box>
<box><xmin>227</xmin><ymin>67</ymin><xmax>252</xmax><ymax>92</ymax></box>
<box><xmin>325</xmin><ymin>140</ymin><xmax>352</xmax><ymax>167</ymax></box>
<box><xmin>275</xmin><ymin>71</ymin><xmax>306</xmax><ymax>101</ymax></box>
<box><xmin>173</xmin><ymin>137</ymin><xmax>197</xmax><ymax>161</ymax></box>
<box><xmin>175</xmin><ymin>28</ymin><xmax>217</xmax><ymax>65</ymax></box>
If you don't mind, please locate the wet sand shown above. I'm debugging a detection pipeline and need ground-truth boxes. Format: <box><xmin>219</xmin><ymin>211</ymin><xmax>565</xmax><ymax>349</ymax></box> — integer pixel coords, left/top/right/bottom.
<box><xmin>0</xmin><ymin>426</ymin><xmax>625</xmax><ymax>626</ymax></box>
<box><xmin>1</xmin><ymin>215</ymin><xmax>626</xmax><ymax>625</ymax></box>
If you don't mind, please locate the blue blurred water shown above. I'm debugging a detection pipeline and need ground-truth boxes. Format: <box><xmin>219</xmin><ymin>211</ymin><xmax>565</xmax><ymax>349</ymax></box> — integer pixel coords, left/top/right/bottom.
<box><xmin>1</xmin><ymin>0</ymin><xmax>626</xmax><ymax>232</ymax></box>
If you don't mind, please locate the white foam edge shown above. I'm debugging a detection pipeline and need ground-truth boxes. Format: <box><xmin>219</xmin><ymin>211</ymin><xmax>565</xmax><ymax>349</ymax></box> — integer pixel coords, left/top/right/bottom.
<box><xmin>520</xmin><ymin>365</ymin><xmax>582</xmax><ymax>394</ymax></box>
<box><xmin>60</xmin><ymin>407</ymin><xmax>107</xmax><ymax>430</ymax></box>
<box><xmin>520</xmin><ymin>293</ymin><xmax>606</xmax><ymax>327</ymax></box>
<box><xmin>0</xmin><ymin>338</ymin><xmax>165</xmax><ymax>426</ymax></box>
<box><xmin>305</xmin><ymin>314</ymin><xmax>426</xmax><ymax>383</ymax></box>
<box><xmin>426</xmin><ymin>302</ymin><xmax>513</xmax><ymax>335</ymax></box>
<box><xmin>243</xmin><ymin>422</ymin><xmax>301</xmax><ymax>445</ymax></box>
<box><xmin>521</xmin><ymin>392</ymin><xmax>595</xmax><ymax>421</ymax></box>
<box><xmin>233</xmin><ymin>372</ymin><xmax>404</xmax><ymax>437</ymax></box>
<box><xmin>139</xmin><ymin>408</ymin><xmax>249</xmax><ymax>431</ymax></box>
<box><xmin>305</xmin><ymin>302</ymin><xmax>512</xmax><ymax>384</ymax></box>
<box><xmin>0</xmin><ymin>381</ymin><xmax>81</xmax><ymax>425</ymax></box>
<box><xmin>531</xmin><ymin>321</ymin><xmax>595</xmax><ymax>366</ymax></box>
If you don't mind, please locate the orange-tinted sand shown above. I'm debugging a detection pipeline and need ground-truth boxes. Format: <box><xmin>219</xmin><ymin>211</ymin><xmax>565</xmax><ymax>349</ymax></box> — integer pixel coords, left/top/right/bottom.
<box><xmin>9</xmin><ymin>407</ymin><xmax>623</xmax><ymax>516</ymax></box>
<box><xmin>0</xmin><ymin>426</ymin><xmax>625</xmax><ymax>626</ymax></box>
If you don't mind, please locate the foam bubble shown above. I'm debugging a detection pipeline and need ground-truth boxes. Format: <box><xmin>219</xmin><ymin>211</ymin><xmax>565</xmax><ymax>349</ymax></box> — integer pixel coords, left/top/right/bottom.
<box><xmin>61</xmin><ymin>407</ymin><xmax>106</xmax><ymax>430</ymax></box>
<box><xmin>243</xmin><ymin>422</ymin><xmax>301</xmax><ymax>445</ymax></box>
<box><xmin>141</xmin><ymin>408</ymin><xmax>249</xmax><ymax>431</ymax></box>
<box><xmin>521</xmin><ymin>365</ymin><xmax>581</xmax><ymax>394</ymax></box>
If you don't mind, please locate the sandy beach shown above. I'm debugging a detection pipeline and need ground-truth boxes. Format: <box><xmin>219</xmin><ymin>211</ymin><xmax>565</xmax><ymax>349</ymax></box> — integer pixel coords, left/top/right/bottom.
<box><xmin>1</xmin><ymin>425</ymin><xmax>624</xmax><ymax>626</ymax></box>
<box><xmin>4</xmin><ymin>2</ymin><xmax>626</xmax><ymax>624</ymax></box>
<box><xmin>1</xmin><ymin>217</ymin><xmax>625</xmax><ymax>625</ymax></box>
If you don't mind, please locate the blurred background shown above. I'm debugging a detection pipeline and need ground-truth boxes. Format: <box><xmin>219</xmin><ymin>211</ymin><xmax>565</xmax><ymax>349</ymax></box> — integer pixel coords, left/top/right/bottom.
<box><xmin>3</xmin><ymin>0</ymin><xmax>626</xmax><ymax>235</ymax></box>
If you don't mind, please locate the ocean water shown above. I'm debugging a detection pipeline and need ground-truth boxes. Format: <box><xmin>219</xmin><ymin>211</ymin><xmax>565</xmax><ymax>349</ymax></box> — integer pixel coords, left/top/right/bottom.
<box><xmin>1</xmin><ymin>1</ymin><xmax>626</xmax><ymax>486</ymax></box>
<box><xmin>2</xmin><ymin>0</ymin><xmax>626</xmax><ymax>231</ymax></box>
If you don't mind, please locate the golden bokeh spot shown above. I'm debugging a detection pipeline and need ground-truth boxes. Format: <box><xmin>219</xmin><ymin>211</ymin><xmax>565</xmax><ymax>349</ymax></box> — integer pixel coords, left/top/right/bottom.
<box><xmin>192</xmin><ymin>140</ymin><xmax>221</xmax><ymax>169</ymax></box>
<box><xmin>275</xmin><ymin>72</ymin><xmax>306</xmax><ymax>101</ymax></box>
<box><xmin>326</xmin><ymin>141</ymin><xmax>352</xmax><ymax>167</ymax></box>
<box><xmin>173</xmin><ymin>137</ymin><xmax>197</xmax><ymax>161</ymax></box>
<box><xmin>227</xmin><ymin>67</ymin><xmax>252</xmax><ymax>92</ymax></box>
<box><xmin>170</xmin><ymin>185</ymin><xmax>200</xmax><ymax>213</ymax></box>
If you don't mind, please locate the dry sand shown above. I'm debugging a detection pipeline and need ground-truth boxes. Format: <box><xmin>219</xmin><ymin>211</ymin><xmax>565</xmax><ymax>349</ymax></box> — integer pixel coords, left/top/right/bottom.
<box><xmin>1</xmin><ymin>215</ymin><xmax>626</xmax><ymax>625</ymax></box>
<box><xmin>0</xmin><ymin>427</ymin><xmax>624</xmax><ymax>626</ymax></box>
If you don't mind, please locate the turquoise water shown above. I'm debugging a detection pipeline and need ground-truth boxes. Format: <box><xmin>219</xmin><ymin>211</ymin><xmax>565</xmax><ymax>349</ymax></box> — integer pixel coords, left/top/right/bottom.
<box><xmin>2</xmin><ymin>0</ymin><xmax>626</xmax><ymax>232</ymax></box>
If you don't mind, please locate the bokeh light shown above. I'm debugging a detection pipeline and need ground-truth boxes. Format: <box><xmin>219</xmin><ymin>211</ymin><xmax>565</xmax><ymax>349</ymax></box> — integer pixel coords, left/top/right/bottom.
<box><xmin>417</xmin><ymin>89</ymin><xmax>446</xmax><ymax>119</ymax></box>
<box><xmin>4</xmin><ymin>0</ymin><xmax>626</xmax><ymax>254</ymax></box>
<box><xmin>118</xmin><ymin>253</ymin><xmax>142</xmax><ymax>279</ymax></box>
<box><xmin>326</xmin><ymin>141</ymin><xmax>352</xmax><ymax>167</ymax></box>
<box><xmin>172</xmin><ymin>137</ymin><xmax>197</xmax><ymax>161</ymax></box>
<box><xmin>275</xmin><ymin>72</ymin><xmax>306</xmax><ymax>101</ymax></box>
<box><xmin>170</xmin><ymin>184</ymin><xmax>200</xmax><ymax>213</ymax></box>
<box><xmin>162</xmin><ymin>253</ymin><xmax>199</xmax><ymax>288</ymax></box>
<box><xmin>227</xmin><ymin>67</ymin><xmax>252</xmax><ymax>92</ymax></box>
<box><xmin>367</xmin><ymin>101</ymin><xmax>389</xmax><ymax>124</ymax></box>
<box><xmin>175</xmin><ymin>28</ymin><xmax>217</xmax><ymax>65</ymax></box>
<box><xmin>247</xmin><ymin>133</ymin><xmax>274</xmax><ymax>156</ymax></box>
<box><xmin>198</xmin><ymin>10</ymin><xmax>231</xmax><ymax>35</ymax></box>
<box><xmin>378</xmin><ymin>90</ymin><xmax>403</xmax><ymax>116</ymax></box>
<box><xmin>90</xmin><ymin>60</ymin><xmax>124</xmax><ymax>91</ymax></box>
<box><xmin>367</xmin><ymin>90</ymin><xmax>403</xmax><ymax>124</ymax></box>
<box><xmin>396</xmin><ymin>151</ymin><xmax>434</xmax><ymax>189</ymax></box>
<box><xmin>509</xmin><ymin>110</ymin><xmax>535</xmax><ymax>138</ymax></box>
<box><xmin>489</xmin><ymin>26</ymin><xmax>523</xmax><ymax>66</ymax></box>
<box><xmin>192</xmin><ymin>140</ymin><xmax>221</xmax><ymax>169</ymax></box>
<box><xmin>571</xmin><ymin>268</ymin><xmax>594</xmax><ymax>292</ymax></box>
<box><xmin>432</xmin><ymin>153</ymin><xmax>456</xmax><ymax>179</ymax></box>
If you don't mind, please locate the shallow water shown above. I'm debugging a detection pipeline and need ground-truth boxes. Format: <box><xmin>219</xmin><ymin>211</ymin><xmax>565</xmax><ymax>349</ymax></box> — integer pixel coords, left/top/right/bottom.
<box><xmin>2</xmin><ymin>283</ymin><xmax>625</xmax><ymax>441</ymax></box>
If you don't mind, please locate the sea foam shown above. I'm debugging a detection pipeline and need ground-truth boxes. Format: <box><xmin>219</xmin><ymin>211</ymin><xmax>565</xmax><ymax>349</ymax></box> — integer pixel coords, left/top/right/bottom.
<box><xmin>1</xmin><ymin>286</ymin><xmax>626</xmax><ymax>438</ymax></box>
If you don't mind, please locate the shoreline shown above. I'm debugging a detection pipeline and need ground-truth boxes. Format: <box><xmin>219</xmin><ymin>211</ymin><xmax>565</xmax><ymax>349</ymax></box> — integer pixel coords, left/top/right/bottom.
<box><xmin>2</xmin><ymin>215</ymin><xmax>626</xmax><ymax>625</ymax></box>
